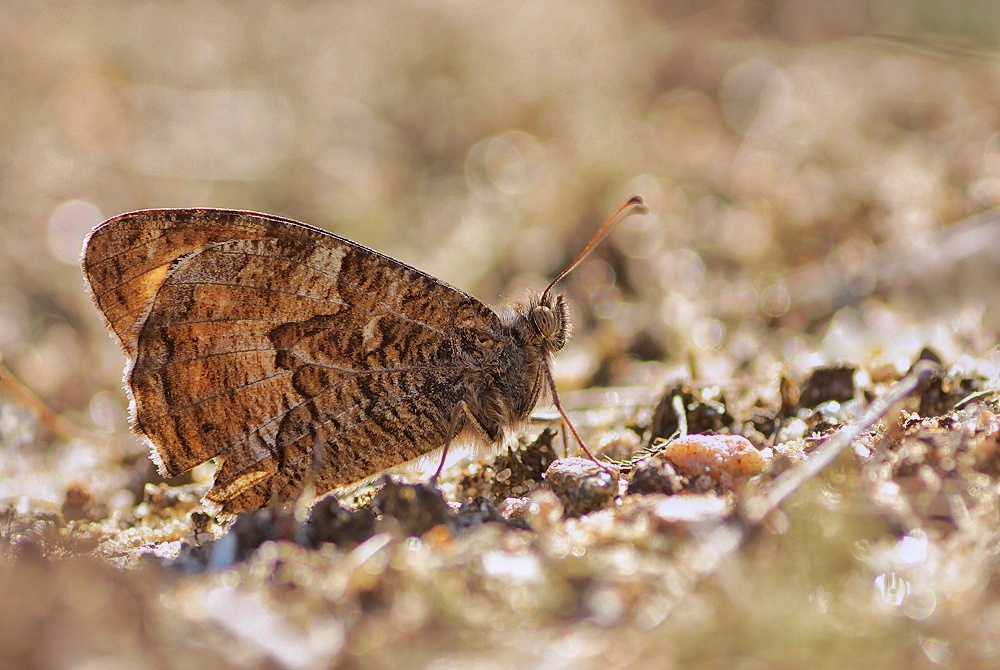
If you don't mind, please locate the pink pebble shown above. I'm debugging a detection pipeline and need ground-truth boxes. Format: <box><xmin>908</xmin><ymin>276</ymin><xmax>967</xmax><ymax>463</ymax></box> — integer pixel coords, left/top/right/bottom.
<box><xmin>661</xmin><ymin>434</ymin><xmax>768</xmax><ymax>481</ymax></box>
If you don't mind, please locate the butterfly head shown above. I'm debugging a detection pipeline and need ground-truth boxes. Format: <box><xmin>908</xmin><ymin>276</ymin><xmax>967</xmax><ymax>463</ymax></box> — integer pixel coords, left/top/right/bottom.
<box><xmin>529</xmin><ymin>290</ymin><xmax>570</xmax><ymax>353</ymax></box>
<box><xmin>525</xmin><ymin>194</ymin><xmax>647</xmax><ymax>356</ymax></box>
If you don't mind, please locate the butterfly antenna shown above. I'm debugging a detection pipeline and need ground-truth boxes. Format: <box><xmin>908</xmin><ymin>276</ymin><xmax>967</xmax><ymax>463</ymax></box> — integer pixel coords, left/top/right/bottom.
<box><xmin>538</xmin><ymin>195</ymin><xmax>650</xmax><ymax>472</ymax></box>
<box><xmin>541</xmin><ymin>194</ymin><xmax>649</xmax><ymax>301</ymax></box>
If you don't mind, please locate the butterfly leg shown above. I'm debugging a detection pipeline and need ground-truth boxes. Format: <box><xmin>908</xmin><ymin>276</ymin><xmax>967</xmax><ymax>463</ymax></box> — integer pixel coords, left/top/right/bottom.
<box><xmin>430</xmin><ymin>400</ymin><xmax>470</xmax><ymax>485</ymax></box>
<box><xmin>541</xmin><ymin>360</ymin><xmax>613</xmax><ymax>474</ymax></box>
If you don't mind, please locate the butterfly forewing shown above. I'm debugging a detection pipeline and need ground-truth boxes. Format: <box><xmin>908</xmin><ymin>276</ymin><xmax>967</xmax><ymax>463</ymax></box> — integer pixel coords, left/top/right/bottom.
<box><xmin>82</xmin><ymin>209</ymin><xmax>502</xmax><ymax>512</ymax></box>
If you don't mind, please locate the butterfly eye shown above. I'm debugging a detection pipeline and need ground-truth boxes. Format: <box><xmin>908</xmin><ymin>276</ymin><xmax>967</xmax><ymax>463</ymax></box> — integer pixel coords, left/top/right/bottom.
<box><xmin>531</xmin><ymin>305</ymin><xmax>559</xmax><ymax>339</ymax></box>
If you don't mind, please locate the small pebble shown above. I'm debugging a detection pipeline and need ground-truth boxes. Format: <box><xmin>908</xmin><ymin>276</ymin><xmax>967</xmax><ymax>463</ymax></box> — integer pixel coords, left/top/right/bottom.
<box><xmin>62</xmin><ymin>482</ymin><xmax>94</xmax><ymax>521</ymax></box>
<box><xmin>453</xmin><ymin>496</ymin><xmax>512</xmax><ymax>530</ymax></box>
<box><xmin>498</xmin><ymin>496</ymin><xmax>532</xmax><ymax>524</ymax></box>
<box><xmin>661</xmin><ymin>434</ymin><xmax>768</xmax><ymax>486</ymax></box>
<box><xmin>798</xmin><ymin>365</ymin><xmax>856</xmax><ymax>409</ymax></box>
<box><xmin>372</xmin><ymin>479</ymin><xmax>453</xmax><ymax>537</ymax></box>
<box><xmin>302</xmin><ymin>496</ymin><xmax>377</xmax><ymax>548</ymax></box>
<box><xmin>543</xmin><ymin>457</ymin><xmax>619</xmax><ymax>517</ymax></box>
<box><xmin>628</xmin><ymin>458</ymin><xmax>685</xmax><ymax>496</ymax></box>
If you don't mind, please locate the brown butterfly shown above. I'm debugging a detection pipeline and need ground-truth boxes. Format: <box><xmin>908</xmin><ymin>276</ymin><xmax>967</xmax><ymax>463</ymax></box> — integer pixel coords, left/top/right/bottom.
<box><xmin>81</xmin><ymin>196</ymin><xmax>648</xmax><ymax>514</ymax></box>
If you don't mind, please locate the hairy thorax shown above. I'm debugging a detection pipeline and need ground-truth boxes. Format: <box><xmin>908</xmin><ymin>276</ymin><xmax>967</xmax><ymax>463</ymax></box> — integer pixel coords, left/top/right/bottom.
<box><xmin>458</xmin><ymin>291</ymin><xmax>570</xmax><ymax>442</ymax></box>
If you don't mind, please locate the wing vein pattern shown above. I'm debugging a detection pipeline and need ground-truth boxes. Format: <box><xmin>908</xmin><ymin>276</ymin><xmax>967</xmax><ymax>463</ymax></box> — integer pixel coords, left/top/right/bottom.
<box><xmin>82</xmin><ymin>209</ymin><xmax>505</xmax><ymax>513</ymax></box>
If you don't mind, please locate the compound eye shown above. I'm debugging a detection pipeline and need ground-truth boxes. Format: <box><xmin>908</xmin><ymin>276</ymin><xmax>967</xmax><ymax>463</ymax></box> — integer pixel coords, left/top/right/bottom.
<box><xmin>531</xmin><ymin>305</ymin><xmax>559</xmax><ymax>339</ymax></box>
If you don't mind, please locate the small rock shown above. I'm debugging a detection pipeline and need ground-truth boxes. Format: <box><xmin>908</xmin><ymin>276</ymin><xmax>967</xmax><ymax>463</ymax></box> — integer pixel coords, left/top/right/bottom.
<box><xmin>913</xmin><ymin>346</ymin><xmax>943</xmax><ymax>367</ymax></box>
<box><xmin>372</xmin><ymin>478</ymin><xmax>453</xmax><ymax>537</ymax></box>
<box><xmin>518</xmin><ymin>428</ymin><xmax>560</xmax><ymax>476</ymax></box>
<box><xmin>62</xmin><ymin>482</ymin><xmax>94</xmax><ymax>521</ymax></box>
<box><xmin>648</xmin><ymin>384</ymin><xmax>733</xmax><ymax>446</ymax></box>
<box><xmin>917</xmin><ymin>368</ymin><xmax>979</xmax><ymax>418</ymax></box>
<box><xmin>543</xmin><ymin>457</ymin><xmax>618</xmax><ymax>517</ymax></box>
<box><xmin>172</xmin><ymin>507</ymin><xmax>299</xmax><ymax>571</ymax></box>
<box><xmin>453</xmin><ymin>496</ymin><xmax>515</xmax><ymax>531</ymax></box>
<box><xmin>628</xmin><ymin>458</ymin><xmax>685</xmax><ymax>495</ymax></box>
<box><xmin>497</xmin><ymin>496</ymin><xmax>532</xmax><ymax>525</ymax></box>
<box><xmin>228</xmin><ymin>507</ymin><xmax>298</xmax><ymax>559</ymax></box>
<box><xmin>661</xmin><ymin>434</ymin><xmax>768</xmax><ymax>486</ymax></box>
<box><xmin>190</xmin><ymin>510</ymin><xmax>216</xmax><ymax>544</ymax></box>
<box><xmin>461</xmin><ymin>428</ymin><xmax>559</xmax><ymax>500</ymax></box>
<box><xmin>301</xmin><ymin>496</ymin><xmax>377</xmax><ymax>548</ymax></box>
<box><xmin>798</xmin><ymin>365</ymin><xmax>856</xmax><ymax>409</ymax></box>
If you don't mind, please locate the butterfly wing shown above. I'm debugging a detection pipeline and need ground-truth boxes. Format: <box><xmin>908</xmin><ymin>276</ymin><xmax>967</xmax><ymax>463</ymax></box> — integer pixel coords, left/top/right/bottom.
<box><xmin>82</xmin><ymin>209</ymin><xmax>503</xmax><ymax>512</ymax></box>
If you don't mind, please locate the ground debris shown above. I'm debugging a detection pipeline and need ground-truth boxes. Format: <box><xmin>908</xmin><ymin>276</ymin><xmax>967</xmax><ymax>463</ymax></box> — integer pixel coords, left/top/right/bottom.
<box><xmin>647</xmin><ymin>384</ymin><xmax>734</xmax><ymax>445</ymax></box>
<box><xmin>628</xmin><ymin>457</ymin><xmax>686</xmax><ymax>495</ymax></box>
<box><xmin>4</xmin><ymin>354</ymin><xmax>1000</xmax><ymax>669</ymax></box>
<box><xmin>543</xmin><ymin>457</ymin><xmax>619</xmax><ymax>516</ymax></box>
<box><xmin>796</xmin><ymin>365</ymin><xmax>857</xmax><ymax>409</ymax></box>
<box><xmin>918</xmin><ymin>368</ymin><xmax>984</xmax><ymax>418</ymax></box>
<box><xmin>459</xmin><ymin>428</ymin><xmax>559</xmax><ymax>500</ymax></box>
<box><xmin>61</xmin><ymin>482</ymin><xmax>96</xmax><ymax>522</ymax></box>
<box><xmin>894</xmin><ymin>404</ymin><xmax>1000</xmax><ymax>477</ymax></box>
<box><xmin>302</xmin><ymin>496</ymin><xmax>378</xmax><ymax>547</ymax></box>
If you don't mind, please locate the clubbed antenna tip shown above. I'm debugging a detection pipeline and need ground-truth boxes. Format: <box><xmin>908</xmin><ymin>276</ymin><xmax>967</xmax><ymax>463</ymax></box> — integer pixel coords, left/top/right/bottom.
<box><xmin>542</xmin><ymin>194</ymin><xmax>649</xmax><ymax>299</ymax></box>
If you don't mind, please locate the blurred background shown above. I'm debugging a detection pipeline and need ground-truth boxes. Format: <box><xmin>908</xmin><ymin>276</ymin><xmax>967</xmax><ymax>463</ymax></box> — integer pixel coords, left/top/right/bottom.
<box><xmin>4</xmin><ymin>2</ymin><xmax>1000</xmax><ymax>668</ymax></box>
<box><xmin>3</xmin><ymin>0</ymin><xmax>1000</xmax><ymax>427</ymax></box>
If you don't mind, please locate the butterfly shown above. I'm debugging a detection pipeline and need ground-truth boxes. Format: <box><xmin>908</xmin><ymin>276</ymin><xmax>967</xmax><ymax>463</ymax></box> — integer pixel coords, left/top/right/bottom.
<box><xmin>81</xmin><ymin>196</ymin><xmax>648</xmax><ymax>514</ymax></box>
